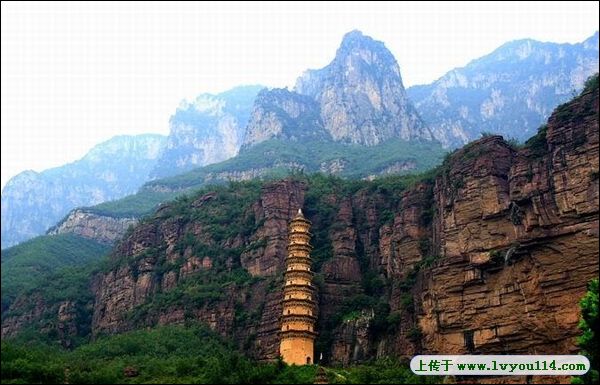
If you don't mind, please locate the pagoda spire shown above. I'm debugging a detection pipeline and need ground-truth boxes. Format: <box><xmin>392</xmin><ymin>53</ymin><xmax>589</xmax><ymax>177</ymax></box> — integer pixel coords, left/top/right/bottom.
<box><xmin>279</xmin><ymin>207</ymin><xmax>316</xmax><ymax>365</ymax></box>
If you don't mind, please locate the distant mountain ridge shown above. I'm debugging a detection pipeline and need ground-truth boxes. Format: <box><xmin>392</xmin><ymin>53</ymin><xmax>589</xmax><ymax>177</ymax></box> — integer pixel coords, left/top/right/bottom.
<box><xmin>3</xmin><ymin>31</ymin><xmax>598</xmax><ymax>249</ymax></box>
<box><xmin>1</xmin><ymin>85</ymin><xmax>264</xmax><ymax>249</ymax></box>
<box><xmin>47</xmin><ymin>30</ymin><xmax>448</xmax><ymax>242</ymax></box>
<box><xmin>150</xmin><ymin>85</ymin><xmax>264</xmax><ymax>178</ymax></box>
<box><xmin>408</xmin><ymin>31</ymin><xmax>599</xmax><ymax>146</ymax></box>
<box><xmin>1</xmin><ymin>134</ymin><xmax>165</xmax><ymax>248</ymax></box>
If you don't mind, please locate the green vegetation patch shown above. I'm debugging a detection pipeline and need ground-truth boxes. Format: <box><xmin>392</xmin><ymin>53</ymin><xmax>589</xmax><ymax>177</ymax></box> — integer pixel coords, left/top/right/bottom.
<box><xmin>85</xmin><ymin>138</ymin><xmax>445</xmax><ymax>219</ymax></box>
<box><xmin>1</xmin><ymin>324</ymin><xmax>437</xmax><ymax>384</ymax></box>
<box><xmin>1</xmin><ymin>234</ymin><xmax>109</xmax><ymax>308</ymax></box>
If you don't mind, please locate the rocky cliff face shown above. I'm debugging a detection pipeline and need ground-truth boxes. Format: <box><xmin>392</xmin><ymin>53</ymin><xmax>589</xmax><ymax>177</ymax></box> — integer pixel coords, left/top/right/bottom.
<box><xmin>295</xmin><ymin>30</ymin><xmax>432</xmax><ymax>145</ymax></box>
<box><xmin>418</xmin><ymin>79</ymin><xmax>599</xmax><ymax>357</ymax></box>
<box><xmin>241</xmin><ymin>30</ymin><xmax>432</xmax><ymax>148</ymax></box>
<box><xmin>150</xmin><ymin>86</ymin><xmax>263</xmax><ymax>178</ymax></box>
<box><xmin>2</xmin><ymin>295</ymin><xmax>83</xmax><ymax>349</ymax></box>
<box><xmin>2</xmin><ymin>295</ymin><xmax>47</xmax><ymax>339</ymax></box>
<box><xmin>241</xmin><ymin>88</ymin><xmax>328</xmax><ymax>148</ymax></box>
<box><xmin>1</xmin><ymin>134</ymin><xmax>165</xmax><ymax>249</ymax></box>
<box><xmin>85</xmin><ymin>176</ymin><xmax>403</xmax><ymax>361</ymax></box>
<box><xmin>47</xmin><ymin>209</ymin><xmax>138</xmax><ymax>245</ymax></box>
<box><xmin>3</xmin><ymin>80</ymin><xmax>597</xmax><ymax>373</ymax></box>
<box><xmin>408</xmin><ymin>31</ymin><xmax>599</xmax><ymax>147</ymax></box>
<box><xmin>88</xmin><ymin>79</ymin><xmax>600</xmax><ymax>364</ymax></box>
<box><xmin>89</xmin><ymin>179</ymin><xmax>309</xmax><ymax>360</ymax></box>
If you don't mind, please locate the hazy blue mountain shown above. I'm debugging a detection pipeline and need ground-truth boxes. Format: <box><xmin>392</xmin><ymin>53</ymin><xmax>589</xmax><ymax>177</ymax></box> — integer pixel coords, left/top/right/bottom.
<box><xmin>78</xmin><ymin>137</ymin><xmax>445</xmax><ymax>223</ymax></box>
<box><xmin>294</xmin><ymin>30</ymin><xmax>432</xmax><ymax>145</ymax></box>
<box><xmin>241</xmin><ymin>88</ymin><xmax>329</xmax><ymax>148</ymax></box>
<box><xmin>40</xmin><ymin>30</ymin><xmax>600</xmax><ymax>252</ymax></box>
<box><xmin>150</xmin><ymin>85</ymin><xmax>264</xmax><ymax>178</ymax></box>
<box><xmin>45</xmin><ymin>31</ymin><xmax>448</xmax><ymax>240</ymax></box>
<box><xmin>1</xmin><ymin>134</ymin><xmax>166</xmax><ymax>248</ymax></box>
<box><xmin>1</xmin><ymin>85</ymin><xmax>262</xmax><ymax>248</ymax></box>
<box><xmin>408</xmin><ymin>31</ymin><xmax>599</xmax><ymax>146</ymax></box>
<box><xmin>241</xmin><ymin>30</ymin><xmax>432</xmax><ymax>149</ymax></box>
<box><xmin>8</xmin><ymin>30</ymin><xmax>597</xmax><ymax>249</ymax></box>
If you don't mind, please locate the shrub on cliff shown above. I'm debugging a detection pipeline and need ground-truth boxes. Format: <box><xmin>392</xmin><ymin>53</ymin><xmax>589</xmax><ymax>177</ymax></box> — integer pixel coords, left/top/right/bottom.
<box><xmin>572</xmin><ymin>278</ymin><xmax>598</xmax><ymax>384</ymax></box>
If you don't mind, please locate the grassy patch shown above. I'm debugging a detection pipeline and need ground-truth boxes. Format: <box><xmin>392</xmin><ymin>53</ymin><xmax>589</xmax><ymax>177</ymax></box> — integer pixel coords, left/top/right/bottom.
<box><xmin>1</xmin><ymin>234</ymin><xmax>109</xmax><ymax>308</ymax></box>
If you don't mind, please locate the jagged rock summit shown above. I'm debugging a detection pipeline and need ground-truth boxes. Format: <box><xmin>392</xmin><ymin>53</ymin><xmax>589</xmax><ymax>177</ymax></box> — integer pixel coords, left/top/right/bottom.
<box><xmin>295</xmin><ymin>30</ymin><xmax>432</xmax><ymax>145</ymax></box>
<box><xmin>243</xmin><ymin>30</ymin><xmax>431</xmax><ymax>147</ymax></box>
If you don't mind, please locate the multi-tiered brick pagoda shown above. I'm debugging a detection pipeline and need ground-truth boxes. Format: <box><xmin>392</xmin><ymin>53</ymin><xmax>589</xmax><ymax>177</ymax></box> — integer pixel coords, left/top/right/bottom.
<box><xmin>279</xmin><ymin>208</ymin><xmax>317</xmax><ymax>365</ymax></box>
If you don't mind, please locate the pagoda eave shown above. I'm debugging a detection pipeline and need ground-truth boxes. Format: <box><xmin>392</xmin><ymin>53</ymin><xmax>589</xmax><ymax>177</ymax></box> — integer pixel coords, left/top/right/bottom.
<box><xmin>279</xmin><ymin>329</ymin><xmax>318</xmax><ymax>338</ymax></box>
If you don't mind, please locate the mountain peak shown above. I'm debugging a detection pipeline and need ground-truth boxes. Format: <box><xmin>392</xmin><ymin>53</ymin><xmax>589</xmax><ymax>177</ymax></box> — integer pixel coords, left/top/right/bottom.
<box><xmin>336</xmin><ymin>30</ymin><xmax>392</xmax><ymax>62</ymax></box>
<box><xmin>244</xmin><ymin>30</ymin><xmax>431</xmax><ymax>148</ymax></box>
<box><xmin>340</xmin><ymin>29</ymin><xmax>370</xmax><ymax>46</ymax></box>
<box><xmin>293</xmin><ymin>31</ymin><xmax>431</xmax><ymax>145</ymax></box>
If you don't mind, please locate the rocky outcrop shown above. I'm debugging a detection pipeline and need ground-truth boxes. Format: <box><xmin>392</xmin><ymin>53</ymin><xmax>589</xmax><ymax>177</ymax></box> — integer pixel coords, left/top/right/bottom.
<box><xmin>241</xmin><ymin>88</ymin><xmax>328</xmax><ymax>148</ymax></box>
<box><xmin>241</xmin><ymin>180</ymin><xmax>306</xmax><ymax>276</ymax></box>
<box><xmin>331</xmin><ymin>310</ymin><xmax>374</xmax><ymax>366</ymax></box>
<box><xmin>1</xmin><ymin>295</ymin><xmax>47</xmax><ymax>339</ymax></box>
<box><xmin>204</xmin><ymin>163</ymin><xmax>308</xmax><ymax>184</ymax></box>
<box><xmin>295</xmin><ymin>30</ymin><xmax>432</xmax><ymax>145</ymax></box>
<box><xmin>2</xmin><ymin>296</ymin><xmax>80</xmax><ymax>348</ymax></box>
<box><xmin>314</xmin><ymin>197</ymin><xmax>367</xmax><ymax>365</ymax></box>
<box><xmin>47</xmin><ymin>209</ymin><xmax>137</xmax><ymax>244</ymax></box>
<box><xmin>379</xmin><ymin>183</ymin><xmax>432</xmax><ymax>278</ymax></box>
<box><xmin>371</xmin><ymin>161</ymin><xmax>417</xmax><ymax>178</ymax></box>
<box><xmin>150</xmin><ymin>85</ymin><xmax>263</xmax><ymax>178</ymax></box>
<box><xmin>57</xmin><ymin>301</ymin><xmax>78</xmax><ymax>348</ymax></box>
<box><xmin>319</xmin><ymin>159</ymin><xmax>348</xmax><ymax>174</ymax></box>
<box><xmin>408</xmin><ymin>31</ymin><xmax>599</xmax><ymax>147</ymax></box>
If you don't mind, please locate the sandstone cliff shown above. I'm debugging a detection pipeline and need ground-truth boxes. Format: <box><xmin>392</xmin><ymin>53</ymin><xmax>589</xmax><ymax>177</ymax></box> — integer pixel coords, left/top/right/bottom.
<box><xmin>47</xmin><ymin>209</ymin><xmax>138</xmax><ymax>244</ymax></box>
<box><xmin>2</xmin><ymin>79</ymin><xmax>598</xmax><ymax>374</ymax></box>
<box><xmin>418</xmin><ymin>79</ymin><xmax>599</xmax><ymax>357</ymax></box>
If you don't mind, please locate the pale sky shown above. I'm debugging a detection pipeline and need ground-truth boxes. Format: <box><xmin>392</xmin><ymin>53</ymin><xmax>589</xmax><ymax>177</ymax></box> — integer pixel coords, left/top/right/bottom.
<box><xmin>1</xmin><ymin>1</ymin><xmax>598</xmax><ymax>189</ymax></box>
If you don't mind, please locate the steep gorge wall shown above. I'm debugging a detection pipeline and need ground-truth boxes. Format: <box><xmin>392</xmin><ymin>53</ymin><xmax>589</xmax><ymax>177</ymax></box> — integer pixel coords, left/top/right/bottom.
<box><xmin>418</xmin><ymin>84</ymin><xmax>599</xmax><ymax>356</ymax></box>
<box><xmin>2</xmin><ymin>83</ymin><xmax>598</xmax><ymax>371</ymax></box>
<box><xmin>89</xmin><ymin>180</ymin><xmax>307</xmax><ymax>361</ymax></box>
